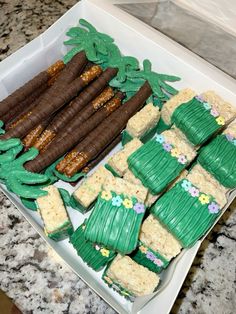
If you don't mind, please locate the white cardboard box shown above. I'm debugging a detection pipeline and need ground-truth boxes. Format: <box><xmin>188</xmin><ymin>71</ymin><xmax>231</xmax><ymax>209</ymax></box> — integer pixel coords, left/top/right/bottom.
<box><xmin>0</xmin><ymin>1</ymin><xmax>235</xmax><ymax>313</ymax></box>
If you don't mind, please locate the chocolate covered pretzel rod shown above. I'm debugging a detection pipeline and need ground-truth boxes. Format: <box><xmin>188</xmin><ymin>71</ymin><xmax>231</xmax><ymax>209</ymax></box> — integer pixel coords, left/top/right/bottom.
<box><xmin>1</xmin><ymin>83</ymin><xmax>48</xmax><ymax>125</ymax></box>
<box><xmin>24</xmin><ymin>92</ymin><xmax>124</xmax><ymax>173</ymax></box>
<box><xmin>0</xmin><ymin>53</ymin><xmax>89</xmax><ymax>140</ymax></box>
<box><xmin>56</xmin><ymin>92</ymin><xmax>124</xmax><ymax>172</ymax></box>
<box><xmin>0</xmin><ymin>60</ymin><xmax>64</xmax><ymax>118</ymax></box>
<box><xmin>60</xmin><ymin>81</ymin><xmax>152</xmax><ymax>177</ymax></box>
<box><xmin>34</xmin><ymin>84</ymin><xmax>113</xmax><ymax>151</ymax></box>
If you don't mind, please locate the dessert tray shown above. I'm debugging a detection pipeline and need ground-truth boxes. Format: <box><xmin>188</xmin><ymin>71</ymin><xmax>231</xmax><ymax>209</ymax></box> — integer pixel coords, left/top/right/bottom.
<box><xmin>0</xmin><ymin>1</ymin><xmax>236</xmax><ymax>313</ymax></box>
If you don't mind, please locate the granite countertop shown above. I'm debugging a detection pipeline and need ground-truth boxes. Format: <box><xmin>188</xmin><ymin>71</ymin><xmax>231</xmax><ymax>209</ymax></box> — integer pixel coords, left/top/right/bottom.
<box><xmin>0</xmin><ymin>1</ymin><xmax>235</xmax><ymax>313</ymax></box>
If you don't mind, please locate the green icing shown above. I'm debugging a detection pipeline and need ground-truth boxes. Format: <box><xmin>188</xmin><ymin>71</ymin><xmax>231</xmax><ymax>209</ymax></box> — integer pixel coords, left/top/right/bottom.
<box><xmin>104</xmin><ymin>163</ymin><xmax>121</xmax><ymax>178</ymax></box>
<box><xmin>122</xmin><ymin>130</ymin><xmax>134</xmax><ymax>146</ymax></box>
<box><xmin>0</xmin><ymin>141</ymin><xmax>49</xmax><ymax>199</ymax></box>
<box><xmin>156</xmin><ymin>117</ymin><xmax>171</xmax><ymax>133</ymax></box>
<box><xmin>70</xmin><ymin>222</ymin><xmax>116</xmax><ymax>271</ymax></box>
<box><xmin>47</xmin><ymin>220</ymin><xmax>74</xmax><ymax>242</ymax></box>
<box><xmin>171</xmin><ymin>97</ymin><xmax>222</xmax><ymax>145</ymax></box>
<box><xmin>198</xmin><ymin>134</ymin><xmax>236</xmax><ymax>188</ymax></box>
<box><xmin>126</xmin><ymin>59</ymin><xmax>180</xmax><ymax>100</ymax></box>
<box><xmin>151</xmin><ymin>179</ymin><xmax>221</xmax><ymax>247</ymax></box>
<box><xmin>53</xmin><ymin>167</ymin><xmax>86</xmax><ymax>182</ymax></box>
<box><xmin>0</xmin><ymin>120</ymin><xmax>5</xmax><ymax>135</ymax></box>
<box><xmin>122</xmin><ymin>122</ymin><xmax>160</xmax><ymax>145</ymax></box>
<box><xmin>63</xmin><ymin>19</ymin><xmax>114</xmax><ymax>64</ymax></box>
<box><xmin>20</xmin><ymin>197</ymin><xmax>37</xmax><ymax>211</ymax></box>
<box><xmin>69</xmin><ymin>195</ymin><xmax>94</xmax><ymax>214</ymax></box>
<box><xmin>131</xmin><ymin>241</ymin><xmax>169</xmax><ymax>273</ymax></box>
<box><xmin>102</xmin><ymin>268</ymin><xmax>135</xmax><ymax>301</ymax></box>
<box><xmin>103</xmin><ymin>44</ymin><xmax>139</xmax><ymax>82</ymax></box>
<box><xmin>84</xmin><ymin>191</ymin><xmax>146</xmax><ymax>254</ymax></box>
<box><xmin>128</xmin><ymin>138</ymin><xmax>186</xmax><ymax>194</ymax></box>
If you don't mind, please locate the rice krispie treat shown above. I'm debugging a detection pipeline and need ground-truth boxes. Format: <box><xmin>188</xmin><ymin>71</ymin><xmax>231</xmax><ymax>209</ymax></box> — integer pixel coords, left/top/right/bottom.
<box><xmin>122</xmin><ymin>103</ymin><xmax>160</xmax><ymax>145</ymax></box>
<box><xmin>128</xmin><ymin>128</ymin><xmax>197</xmax><ymax>194</ymax></box>
<box><xmin>84</xmin><ymin>177</ymin><xmax>148</xmax><ymax>254</ymax></box>
<box><xmin>72</xmin><ymin>165</ymin><xmax>113</xmax><ymax>213</ymax></box>
<box><xmin>171</xmin><ymin>91</ymin><xmax>236</xmax><ymax>145</ymax></box>
<box><xmin>151</xmin><ymin>175</ymin><xmax>224</xmax><ymax>247</ymax></box>
<box><xmin>106</xmin><ymin>138</ymin><xmax>142</xmax><ymax>177</ymax></box>
<box><xmin>131</xmin><ymin>214</ymin><xmax>182</xmax><ymax>273</ymax></box>
<box><xmin>103</xmin><ymin>255</ymin><xmax>159</xmax><ymax>299</ymax></box>
<box><xmin>37</xmin><ymin>185</ymin><xmax>73</xmax><ymax>241</ymax></box>
<box><xmin>198</xmin><ymin>121</ymin><xmax>236</xmax><ymax>188</ymax></box>
<box><xmin>187</xmin><ymin>164</ymin><xmax>228</xmax><ymax>207</ymax></box>
<box><xmin>70</xmin><ymin>221</ymin><xmax>116</xmax><ymax>271</ymax></box>
<box><xmin>161</xmin><ymin>88</ymin><xmax>196</xmax><ymax>125</ymax></box>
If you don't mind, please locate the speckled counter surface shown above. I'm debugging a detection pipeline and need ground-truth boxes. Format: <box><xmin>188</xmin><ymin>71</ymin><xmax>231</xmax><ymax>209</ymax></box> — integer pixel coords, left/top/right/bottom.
<box><xmin>0</xmin><ymin>1</ymin><xmax>235</xmax><ymax>314</ymax></box>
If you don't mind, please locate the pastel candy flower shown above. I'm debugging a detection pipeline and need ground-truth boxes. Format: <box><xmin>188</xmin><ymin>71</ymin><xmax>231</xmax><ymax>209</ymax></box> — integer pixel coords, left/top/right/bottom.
<box><xmin>208</xmin><ymin>202</ymin><xmax>220</xmax><ymax>214</ymax></box>
<box><xmin>156</xmin><ymin>134</ymin><xmax>165</xmax><ymax>144</ymax></box>
<box><xmin>189</xmin><ymin>186</ymin><xmax>200</xmax><ymax>197</ymax></box>
<box><xmin>154</xmin><ymin>258</ymin><xmax>164</xmax><ymax>267</ymax></box>
<box><xmin>100</xmin><ymin>248</ymin><xmax>110</xmax><ymax>257</ymax></box>
<box><xmin>139</xmin><ymin>245</ymin><xmax>148</xmax><ymax>254</ymax></box>
<box><xmin>199</xmin><ymin>194</ymin><xmax>210</xmax><ymax>205</ymax></box>
<box><xmin>195</xmin><ymin>95</ymin><xmax>204</xmax><ymax>102</ymax></box>
<box><xmin>95</xmin><ymin>244</ymin><xmax>101</xmax><ymax>251</ymax></box>
<box><xmin>216</xmin><ymin>116</ymin><xmax>225</xmax><ymax>125</ymax></box>
<box><xmin>112</xmin><ymin>195</ymin><xmax>123</xmax><ymax>207</ymax></box>
<box><xmin>146</xmin><ymin>251</ymin><xmax>156</xmax><ymax>261</ymax></box>
<box><xmin>225</xmin><ymin>133</ymin><xmax>234</xmax><ymax>142</ymax></box>
<box><xmin>233</xmin><ymin>139</ymin><xmax>236</xmax><ymax>146</ymax></box>
<box><xmin>163</xmin><ymin>142</ymin><xmax>172</xmax><ymax>152</ymax></box>
<box><xmin>82</xmin><ymin>225</ymin><xmax>86</xmax><ymax>230</ymax></box>
<box><xmin>203</xmin><ymin>102</ymin><xmax>211</xmax><ymax>110</ymax></box>
<box><xmin>181</xmin><ymin>179</ymin><xmax>192</xmax><ymax>191</ymax></box>
<box><xmin>210</xmin><ymin>107</ymin><xmax>219</xmax><ymax>117</ymax></box>
<box><xmin>171</xmin><ymin>148</ymin><xmax>180</xmax><ymax>158</ymax></box>
<box><xmin>133</xmin><ymin>202</ymin><xmax>145</xmax><ymax>214</ymax></box>
<box><xmin>178</xmin><ymin>154</ymin><xmax>187</xmax><ymax>165</ymax></box>
<box><xmin>101</xmin><ymin>190</ymin><xmax>112</xmax><ymax>201</ymax></box>
<box><xmin>123</xmin><ymin>198</ymin><xmax>133</xmax><ymax>209</ymax></box>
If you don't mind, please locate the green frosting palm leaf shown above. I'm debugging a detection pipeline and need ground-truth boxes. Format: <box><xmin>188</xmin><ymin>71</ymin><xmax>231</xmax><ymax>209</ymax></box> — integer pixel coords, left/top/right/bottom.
<box><xmin>0</xmin><ymin>142</ymin><xmax>49</xmax><ymax>199</ymax></box>
<box><xmin>127</xmin><ymin>59</ymin><xmax>180</xmax><ymax>99</ymax></box>
<box><xmin>63</xmin><ymin>19</ymin><xmax>114</xmax><ymax>64</ymax></box>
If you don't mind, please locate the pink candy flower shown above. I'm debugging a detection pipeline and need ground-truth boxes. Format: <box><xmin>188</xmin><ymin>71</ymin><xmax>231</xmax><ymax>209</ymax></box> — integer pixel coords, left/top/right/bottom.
<box><xmin>189</xmin><ymin>186</ymin><xmax>200</xmax><ymax>197</ymax></box>
<box><xmin>154</xmin><ymin>259</ymin><xmax>164</xmax><ymax>267</ymax></box>
<box><xmin>210</xmin><ymin>108</ymin><xmax>219</xmax><ymax>117</ymax></box>
<box><xmin>178</xmin><ymin>154</ymin><xmax>187</xmax><ymax>164</ymax></box>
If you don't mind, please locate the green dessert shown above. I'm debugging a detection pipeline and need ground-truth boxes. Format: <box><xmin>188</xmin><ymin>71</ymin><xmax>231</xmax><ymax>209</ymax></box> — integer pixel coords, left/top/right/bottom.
<box><xmin>198</xmin><ymin>133</ymin><xmax>236</xmax><ymax>189</ymax></box>
<box><xmin>84</xmin><ymin>177</ymin><xmax>148</xmax><ymax>254</ymax></box>
<box><xmin>128</xmin><ymin>129</ymin><xmax>196</xmax><ymax>194</ymax></box>
<box><xmin>151</xmin><ymin>179</ymin><xmax>222</xmax><ymax>247</ymax></box>
<box><xmin>70</xmin><ymin>222</ymin><xmax>116</xmax><ymax>271</ymax></box>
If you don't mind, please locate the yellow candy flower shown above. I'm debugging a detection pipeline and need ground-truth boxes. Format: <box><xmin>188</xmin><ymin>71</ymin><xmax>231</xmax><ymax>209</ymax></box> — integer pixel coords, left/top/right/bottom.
<box><xmin>101</xmin><ymin>190</ymin><xmax>112</xmax><ymax>201</ymax></box>
<box><xmin>123</xmin><ymin>198</ymin><xmax>133</xmax><ymax>209</ymax></box>
<box><xmin>100</xmin><ymin>248</ymin><xmax>110</xmax><ymax>257</ymax></box>
<box><xmin>216</xmin><ymin>116</ymin><xmax>225</xmax><ymax>125</ymax></box>
<box><xmin>170</xmin><ymin>148</ymin><xmax>180</xmax><ymax>158</ymax></box>
<box><xmin>139</xmin><ymin>246</ymin><xmax>148</xmax><ymax>254</ymax></box>
<box><xmin>104</xmin><ymin>276</ymin><xmax>113</xmax><ymax>285</ymax></box>
<box><xmin>199</xmin><ymin>194</ymin><xmax>210</xmax><ymax>205</ymax></box>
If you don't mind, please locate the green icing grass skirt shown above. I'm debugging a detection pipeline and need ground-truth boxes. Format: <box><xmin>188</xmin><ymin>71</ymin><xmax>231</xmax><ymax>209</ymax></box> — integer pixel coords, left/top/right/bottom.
<box><xmin>128</xmin><ymin>138</ymin><xmax>186</xmax><ymax>194</ymax></box>
<box><xmin>151</xmin><ymin>179</ymin><xmax>221</xmax><ymax>247</ymax></box>
<box><xmin>84</xmin><ymin>191</ymin><xmax>146</xmax><ymax>254</ymax></box>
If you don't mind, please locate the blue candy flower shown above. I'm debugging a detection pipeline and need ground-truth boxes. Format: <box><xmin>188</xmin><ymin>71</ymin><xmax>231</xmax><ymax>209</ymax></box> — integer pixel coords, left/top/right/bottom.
<box><xmin>112</xmin><ymin>195</ymin><xmax>123</xmax><ymax>207</ymax></box>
